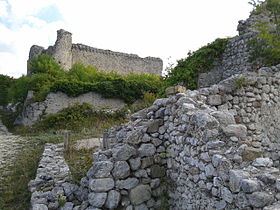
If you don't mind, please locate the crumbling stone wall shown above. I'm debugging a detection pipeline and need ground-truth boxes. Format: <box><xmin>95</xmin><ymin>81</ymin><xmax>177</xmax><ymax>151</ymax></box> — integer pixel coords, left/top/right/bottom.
<box><xmin>30</xmin><ymin>64</ymin><xmax>280</xmax><ymax>210</ymax></box>
<box><xmin>28</xmin><ymin>29</ymin><xmax>163</xmax><ymax>76</ymax></box>
<box><xmin>15</xmin><ymin>91</ymin><xmax>126</xmax><ymax>126</ymax></box>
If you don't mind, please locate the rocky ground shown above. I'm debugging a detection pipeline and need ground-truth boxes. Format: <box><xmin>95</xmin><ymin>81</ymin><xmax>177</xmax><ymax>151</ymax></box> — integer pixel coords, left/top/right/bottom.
<box><xmin>0</xmin><ymin>119</ymin><xmax>27</xmax><ymax>181</ymax></box>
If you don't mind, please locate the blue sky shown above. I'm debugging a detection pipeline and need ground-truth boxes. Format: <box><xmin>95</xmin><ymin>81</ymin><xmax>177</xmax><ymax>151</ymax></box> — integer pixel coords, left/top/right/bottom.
<box><xmin>0</xmin><ymin>0</ymin><xmax>252</xmax><ymax>78</ymax></box>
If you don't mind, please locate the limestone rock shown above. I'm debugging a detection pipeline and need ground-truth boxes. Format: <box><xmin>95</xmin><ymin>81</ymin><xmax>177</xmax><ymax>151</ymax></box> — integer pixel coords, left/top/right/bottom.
<box><xmin>112</xmin><ymin>144</ymin><xmax>136</xmax><ymax>161</ymax></box>
<box><xmin>165</xmin><ymin>85</ymin><xmax>186</xmax><ymax>96</ymax></box>
<box><xmin>116</xmin><ymin>178</ymin><xmax>139</xmax><ymax>190</ymax></box>
<box><xmin>241</xmin><ymin>179</ymin><xmax>260</xmax><ymax>193</ymax></box>
<box><xmin>105</xmin><ymin>190</ymin><xmax>121</xmax><ymax>209</ymax></box>
<box><xmin>247</xmin><ymin>192</ymin><xmax>274</xmax><ymax>208</ymax></box>
<box><xmin>229</xmin><ymin>170</ymin><xmax>250</xmax><ymax>192</ymax></box>
<box><xmin>87</xmin><ymin>161</ymin><xmax>113</xmax><ymax>178</ymax></box>
<box><xmin>89</xmin><ymin>178</ymin><xmax>114</xmax><ymax>192</ymax></box>
<box><xmin>112</xmin><ymin>161</ymin><xmax>130</xmax><ymax>179</ymax></box>
<box><xmin>252</xmin><ymin>158</ymin><xmax>273</xmax><ymax>167</ymax></box>
<box><xmin>150</xmin><ymin>165</ymin><xmax>166</xmax><ymax>178</ymax></box>
<box><xmin>138</xmin><ymin>144</ymin><xmax>156</xmax><ymax>157</ymax></box>
<box><xmin>130</xmin><ymin>185</ymin><xmax>151</xmax><ymax>205</ymax></box>
<box><xmin>211</xmin><ymin>111</ymin><xmax>236</xmax><ymax>126</ymax></box>
<box><xmin>223</xmin><ymin>124</ymin><xmax>247</xmax><ymax>139</ymax></box>
<box><xmin>88</xmin><ymin>192</ymin><xmax>107</xmax><ymax>207</ymax></box>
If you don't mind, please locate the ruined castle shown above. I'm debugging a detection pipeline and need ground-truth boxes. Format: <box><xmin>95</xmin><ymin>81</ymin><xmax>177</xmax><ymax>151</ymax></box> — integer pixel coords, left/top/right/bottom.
<box><xmin>28</xmin><ymin>29</ymin><xmax>163</xmax><ymax>76</ymax></box>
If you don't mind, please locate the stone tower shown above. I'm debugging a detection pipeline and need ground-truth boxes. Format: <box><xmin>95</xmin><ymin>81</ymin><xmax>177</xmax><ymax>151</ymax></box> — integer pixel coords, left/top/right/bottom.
<box><xmin>52</xmin><ymin>29</ymin><xmax>72</xmax><ymax>70</ymax></box>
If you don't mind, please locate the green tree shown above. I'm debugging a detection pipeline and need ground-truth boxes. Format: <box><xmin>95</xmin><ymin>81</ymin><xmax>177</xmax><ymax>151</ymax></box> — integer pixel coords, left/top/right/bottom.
<box><xmin>249</xmin><ymin>0</ymin><xmax>280</xmax><ymax>66</ymax></box>
<box><xmin>28</xmin><ymin>54</ymin><xmax>62</xmax><ymax>74</ymax></box>
<box><xmin>165</xmin><ymin>38</ymin><xmax>229</xmax><ymax>90</ymax></box>
<box><xmin>0</xmin><ymin>74</ymin><xmax>15</xmax><ymax>106</ymax></box>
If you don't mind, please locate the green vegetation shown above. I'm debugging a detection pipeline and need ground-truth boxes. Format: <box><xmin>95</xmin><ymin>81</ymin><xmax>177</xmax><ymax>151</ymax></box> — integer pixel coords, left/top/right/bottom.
<box><xmin>35</xmin><ymin>103</ymin><xmax>127</xmax><ymax>131</ymax></box>
<box><xmin>6</xmin><ymin>56</ymin><xmax>163</xmax><ymax>104</ymax></box>
<box><xmin>0</xmin><ymin>132</ymin><xmax>62</xmax><ymax>210</ymax></box>
<box><xmin>0</xmin><ymin>104</ymin><xmax>128</xmax><ymax>209</ymax></box>
<box><xmin>235</xmin><ymin>77</ymin><xmax>246</xmax><ymax>88</ymax></box>
<box><xmin>164</xmin><ymin>38</ymin><xmax>229</xmax><ymax>90</ymax></box>
<box><xmin>248</xmin><ymin>0</ymin><xmax>280</xmax><ymax>66</ymax></box>
<box><xmin>0</xmin><ymin>75</ymin><xmax>15</xmax><ymax>106</ymax></box>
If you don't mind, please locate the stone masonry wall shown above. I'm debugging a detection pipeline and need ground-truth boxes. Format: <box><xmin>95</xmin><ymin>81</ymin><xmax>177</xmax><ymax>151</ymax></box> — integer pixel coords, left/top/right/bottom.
<box><xmin>29</xmin><ymin>64</ymin><xmax>280</xmax><ymax>210</ymax></box>
<box><xmin>28</xmin><ymin>30</ymin><xmax>163</xmax><ymax>76</ymax></box>
<box><xmin>15</xmin><ymin>91</ymin><xmax>126</xmax><ymax>126</ymax></box>
<box><xmin>72</xmin><ymin>44</ymin><xmax>162</xmax><ymax>75</ymax></box>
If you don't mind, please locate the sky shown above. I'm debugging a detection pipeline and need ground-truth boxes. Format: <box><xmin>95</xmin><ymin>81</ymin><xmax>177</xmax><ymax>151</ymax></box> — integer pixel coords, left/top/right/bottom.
<box><xmin>0</xmin><ymin>0</ymin><xmax>253</xmax><ymax>78</ymax></box>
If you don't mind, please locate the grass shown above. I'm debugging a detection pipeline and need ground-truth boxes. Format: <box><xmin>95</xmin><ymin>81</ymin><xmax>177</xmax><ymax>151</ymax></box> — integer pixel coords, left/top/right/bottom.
<box><xmin>0</xmin><ymin>132</ymin><xmax>62</xmax><ymax>210</ymax></box>
<box><xmin>0</xmin><ymin>108</ymin><xmax>128</xmax><ymax>209</ymax></box>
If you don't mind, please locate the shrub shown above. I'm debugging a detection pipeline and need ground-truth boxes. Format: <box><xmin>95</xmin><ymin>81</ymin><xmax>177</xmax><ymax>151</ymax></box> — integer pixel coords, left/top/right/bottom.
<box><xmin>36</xmin><ymin>103</ymin><xmax>127</xmax><ymax>130</ymax></box>
<box><xmin>28</xmin><ymin>54</ymin><xmax>62</xmax><ymax>74</ymax></box>
<box><xmin>165</xmin><ymin>38</ymin><xmax>229</xmax><ymax>90</ymax></box>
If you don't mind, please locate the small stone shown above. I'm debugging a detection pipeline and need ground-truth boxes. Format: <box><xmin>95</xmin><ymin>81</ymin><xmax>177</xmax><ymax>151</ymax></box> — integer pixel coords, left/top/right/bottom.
<box><xmin>252</xmin><ymin>157</ymin><xmax>273</xmax><ymax>167</ymax></box>
<box><xmin>138</xmin><ymin>144</ymin><xmax>156</xmax><ymax>157</ymax></box>
<box><xmin>134</xmin><ymin>203</ymin><xmax>148</xmax><ymax>210</ymax></box>
<box><xmin>87</xmin><ymin>161</ymin><xmax>113</xmax><ymax>178</ymax></box>
<box><xmin>146</xmin><ymin>119</ymin><xmax>164</xmax><ymax>133</ymax></box>
<box><xmin>105</xmin><ymin>190</ymin><xmax>121</xmax><ymax>209</ymax></box>
<box><xmin>129</xmin><ymin>158</ymin><xmax>141</xmax><ymax>171</ymax></box>
<box><xmin>205</xmin><ymin>164</ymin><xmax>216</xmax><ymax>177</ymax></box>
<box><xmin>134</xmin><ymin>169</ymin><xmax>148</xmax><ymax>178</ymax></box>
<box><xmin>223</xmin><ymin>124</ymin><xmax>247</xmax><ymax>139</ymax></box>
<box><xmin>88</xmin><ymin>192</ymin><xmax>107</xmax><ymax>207</ymax></box>
<box><xmin>229</xmin><ymin>170</ymin><xmax>250</xmax><ymax>192</ymax></box>
<box><xmin>211</xmin><ymin>111</ymin><xmax>235</xmax><ymax>126</ymax></box>
<box><xmin>89</xmin><ymin>178</ymin><xmax>114</xmax><ymax>192</ymax></box>
<box><xmin>241</xmin><ymin>179</ymin><xmax>260</xmax><ymax>193</ymax></box>
<box><xmin>216</xmin><ymin>200</ymin><xmax>227</xmax><ymax>209</ymax></box>
<box><xmin>32</xmin><ymin>204</ymin><xmax>48</xmax><ymax>210</ymax></box>
<box><xmin>247</xmin><ymin>192</ymin><xmax>274</xmax><ymax>208</ymax></box>
<box><xmin>129</xmin><ymin>185</ymin><xmax>151</xmax><ymax>205</ymax></box>
<box><xmin>150</xmin><ymin>165</ymin><xmax>166</xmax><ymax>178</ymax></box>
<box><xmin>206</xmin><ymin>141</ymin><xmax>225</xmax><ymax>149</ymax></box>
<box><xmin>116</xmin><ymin>178</ymin><xmax>139</xmax><ymax>190</ymax></box>
<box><xmin>112</xmin><ymin>161</ymin><xmax>130</xmax><ymax>179</ymax></box>
<box><xmin>141</xmin><ymin>157</ymin><xmax>154</xmax><ymax>168</ymax></box>
<box><xmin>112</xmin><ymin>144</ymin><xmax>136</xmax><ymax>161</ymax></box>
<box><xmin>150</xmin><ymin>178</ymin><xmax>160</xmax><ymax>189</ymax></box>
<box><xmin>208</xmin><ymin>95</ymin><xmax>222</xmax><ymax>105</ymax></box>
<box><xmin>221</xmin><ymin>187</ymin><xmax>233</xmax><ymax>203</ymax></box>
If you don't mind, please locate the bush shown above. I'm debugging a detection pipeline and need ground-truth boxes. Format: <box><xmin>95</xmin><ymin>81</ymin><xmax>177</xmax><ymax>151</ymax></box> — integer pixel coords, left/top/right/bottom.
<box><xmin>36</xmin><ymin>103</ymin><xmax>127</xmax><ymax>130</ymax></box>
<box><xmin>165</xmin><ymin>38</ymin><xmax>229</xmax><ymax>90</ymax></box>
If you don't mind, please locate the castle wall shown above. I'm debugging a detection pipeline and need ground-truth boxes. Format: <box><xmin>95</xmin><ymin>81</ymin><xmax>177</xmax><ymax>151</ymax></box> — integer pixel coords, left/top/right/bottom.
<box><xmin>72</xmin><ymin>44</ymin><xmax>163</xmax><ymax>75</ymax></box>
<box><xmin>28</xmin><ymin>30</ymin><xmax>163</xmax><ymax>75</ymax></box>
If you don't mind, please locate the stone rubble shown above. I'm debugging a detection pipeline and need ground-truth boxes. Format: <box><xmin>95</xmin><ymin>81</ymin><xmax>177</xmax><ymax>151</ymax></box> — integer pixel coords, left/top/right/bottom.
<box><xmin>0</xmin><ymin>119</ymin><xmax>28</xmax><ymax>182</ymax></box>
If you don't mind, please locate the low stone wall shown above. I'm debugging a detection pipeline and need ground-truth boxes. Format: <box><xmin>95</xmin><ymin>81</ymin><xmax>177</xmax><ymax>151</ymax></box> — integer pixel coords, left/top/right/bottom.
<box><xmin>15</xmin><ymin>91</ymin><xmax>126</xmax><ymax>126</ymax></box>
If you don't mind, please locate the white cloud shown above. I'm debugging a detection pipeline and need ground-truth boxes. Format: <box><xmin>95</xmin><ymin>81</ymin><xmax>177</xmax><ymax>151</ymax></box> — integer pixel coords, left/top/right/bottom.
<box><xmin>0</xmin><ymin>1</ymin><xmax>8</xmax><ymax>18</ymax></box>
<box><xmin>0</xmin><ymin>0</ymin><xmax>252</xmax><ymax>77</ymax></box>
